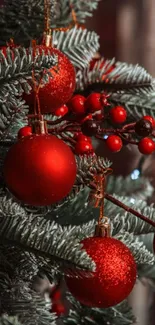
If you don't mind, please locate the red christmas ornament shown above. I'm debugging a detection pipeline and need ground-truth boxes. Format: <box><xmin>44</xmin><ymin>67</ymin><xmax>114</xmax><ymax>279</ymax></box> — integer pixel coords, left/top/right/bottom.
<box><xmin>138</xmin><ymin>137</ymin><xmax>155</xmax><ymax>155</ymax></box>
<box><xmin>4</xmin><ymin>134</ymin><xmax>77</xmax><ymax>206</ymax></box>
<box><xmin>18</xmin><ymin>125</ymin><xmax>32</xmax><ymax>139</ymax></box>
<box><xmin>54</xmin><ymin>105</ymin><xmax>68</xmax><ymax>117</ymax></box>
<box><xmin>51</xmin><ymin>303</ymin><xmax>65</xmax><ymax>315</ymax></box>
<box><xmin>143</xmin><ymin>115</ymin><xmax>155</xmax><ymax>129</ymax></box>
<box><xmin>75</xmin><ymin>141</ymin><xmax>94</xmax><ymax>155</ymax></box>
<box><xmin>68</xmin><ymin>95</ymin><xmax>86</xmax><ymax>115</ymax></box>
<box><xmin>24</xmin><ymin>46</ymin><xmax>76</xmax><ymax>113</ymax></box>
<box><xmin>65</xmin><ymin>237</ymin><xmax>137</xmax><ymax>308</ymax></box>
<box><xmin>52</xmin><ymin>289</ymin><xmax>61</xmax><ymax>301</ymax></box>
<box><xmin>85</xmin><ymin>93</ymin><xmax>102</xmax><ymax>113</ymax></box>
<box><xmin>110</xmin><ymin>106</ymin><xmax>127</xmax><ymax>124</ymax></box>
<box><xmin>106</xmin><ymin>135</ymin><xmax>123</xmax><ymax>152</ymax></box>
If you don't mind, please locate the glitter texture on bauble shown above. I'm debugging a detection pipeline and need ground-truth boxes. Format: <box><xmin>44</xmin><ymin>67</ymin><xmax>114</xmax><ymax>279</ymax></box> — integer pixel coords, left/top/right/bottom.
<box><xmin>24</xmin><ymin>46</ymin><xmax>76</xmax><ymax>114</ymax></box>
<box><xmin>65</xmin><ymin>236</ymin><xmax>137</xmax><ymax>308</ymax></box>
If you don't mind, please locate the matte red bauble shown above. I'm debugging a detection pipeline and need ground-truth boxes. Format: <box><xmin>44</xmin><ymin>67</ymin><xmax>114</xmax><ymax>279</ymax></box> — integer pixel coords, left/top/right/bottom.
<box><xmin>24</xmin><ymin>46</ymin><xmax>76</xmax><ymax>113</ymax></box>
<box><xmin>65</xmin><ymin>237</ymin><xmax>137</xmax><ymax>308</ymax></box>
<box><xmin>3</xmin><ymin>134</ymin><xmax>77</xmax><ymax>206</ymax></box>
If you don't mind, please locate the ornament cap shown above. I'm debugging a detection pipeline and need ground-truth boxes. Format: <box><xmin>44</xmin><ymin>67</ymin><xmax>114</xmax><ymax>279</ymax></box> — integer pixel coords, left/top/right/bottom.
<box><xmin>43</xmin><ymin>30</ymin><xmax>52</xmax><ymax>47</ymax></box>
<box><xmin>95</xmin><ymin>217</ymin><xmax>111</xmax><ymax>238</ymax></box>
<box><xmin>28</xmin><ymin>114</ymin><xmax>48</xmax><ymax>134</ymax></box>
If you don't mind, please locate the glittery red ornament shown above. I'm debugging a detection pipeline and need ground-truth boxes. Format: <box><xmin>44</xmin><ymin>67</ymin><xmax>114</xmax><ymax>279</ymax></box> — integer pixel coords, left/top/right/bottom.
<box><xmin>65</xmin><ymin>237</ymin><xmax>137</xmax><ymax>308</ymax></box>
<box><xmin>24</xmin><ymin>46</ymin><xmax>76</xmax><ymax>114</ymax></box>
<box><xmin>4</xmin><ymin>134</ymin><xmax>76</xmax><ymax>206</ymax></box>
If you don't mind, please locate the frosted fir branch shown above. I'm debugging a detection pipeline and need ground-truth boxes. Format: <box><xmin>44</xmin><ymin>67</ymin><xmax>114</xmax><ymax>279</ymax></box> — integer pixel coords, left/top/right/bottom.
<box><xmin>115</xmin><ymin>231</ymin><xmax>155</xmax><ymax>265</ymax></box>
<box><xmin>0</xmin><ymin>244</ymin><xmax>38</xmax><ymax>281</ymax></box>
<box><xmin>0</xmin><ymin>316</ymin><xmax>22</xmax><ymax>325</ymax></box>
<box><xmin>0</xmin><ymin>0</ymin><xmax>100</xmax><ymax>46</ymax></box>
<box><xmin>25</xmin><ymin>188</ymin><xmax>98</xmax><ymax>226</ymax></box>
<box><xmin>53</xmin><ymin>27</ymin><xmax>99</xmax><ymax>69</ymax></box>
<box><xmin>108</xmin><ymin>196</ymin><xmax>155</xmax><ymax>235</ymax></box>
<box><xmin>0</xmin><ymin>47</ymin><xmax>57</xmax><ymax>141</ymax></box>
<box><xmin>54</xmin><ymin>0</ymin><xmax>100</xmax><ymax>26</ymax></box>
<box><xmin>0</xmin><ymin>273</ymin><xmax>57</xmax><ymax>325</ymax></box>
<box><xmin>106</xmin><ymin>176</ymin><xmax>153</xmax><ymax>201</ymax></box>
<box><xmin>109</xmin><ymin>91</ymin><xmax>155</xmax><ymax>120</ymax></box>
<box><xmin>66</xmin><ymin>294</ymin><xmax>135</xmax><ymax>325</ymax></box>
<box><xmin>76</xmin><ymin>58</ymin><xmax>154</xmax><ymax>94</ymax></box>
<box><xmin>75</xmin><ymin>155</ymin><xmax>112</xmax><ymax>187</ymax></box>
<box><xmin>0</xmin><ymin>196</ymin><xmax>95</xmax><ymax>272</ymax></box>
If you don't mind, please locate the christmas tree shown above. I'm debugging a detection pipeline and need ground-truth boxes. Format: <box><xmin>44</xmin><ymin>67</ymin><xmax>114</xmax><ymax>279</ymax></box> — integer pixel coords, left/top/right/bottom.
<box><xmin>0</xmin><ymin>1</ymin><xmax>155</xmax><ymax>325</ymax></box>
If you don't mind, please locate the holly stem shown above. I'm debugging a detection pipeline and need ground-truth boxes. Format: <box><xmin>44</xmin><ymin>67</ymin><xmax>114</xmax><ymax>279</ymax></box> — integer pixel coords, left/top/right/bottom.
<box><xmin>105</xmin><ymin>192</ymin><xmax>155</xmax><ymax>228</ymax></box>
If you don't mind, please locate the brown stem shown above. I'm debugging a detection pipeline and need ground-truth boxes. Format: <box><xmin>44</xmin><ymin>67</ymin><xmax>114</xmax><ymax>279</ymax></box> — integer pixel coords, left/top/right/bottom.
<box><xmin>46</xmin><ymin>115</ymin><xmax>70</xmax><ymax>126</ymax></box>
<box><xmin>105</xmin><ymin>193</ymin><xmax>155</xmax><ymax>228</ymax></box>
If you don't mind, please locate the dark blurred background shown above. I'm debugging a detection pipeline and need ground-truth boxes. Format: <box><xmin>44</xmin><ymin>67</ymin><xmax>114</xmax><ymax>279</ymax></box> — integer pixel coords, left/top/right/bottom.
<box><xmin>87</xmin><ymin>0</ymin><xmax>155</xmax><ymax>76</ymax></box>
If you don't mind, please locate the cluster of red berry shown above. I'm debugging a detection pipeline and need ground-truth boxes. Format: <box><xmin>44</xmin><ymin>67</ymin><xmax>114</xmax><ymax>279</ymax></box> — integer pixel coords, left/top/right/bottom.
<box><xmin>18</xmin><ymin>92</ymin><xmax>155</xmax><ymax>156</ymax></box>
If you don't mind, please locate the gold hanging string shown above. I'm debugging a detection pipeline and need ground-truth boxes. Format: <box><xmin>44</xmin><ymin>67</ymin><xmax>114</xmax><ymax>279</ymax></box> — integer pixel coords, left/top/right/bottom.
<box><xmin>44</xmin><ymin>0</ymin><xmax>50</xmax><ymax>33</ymax></box>
<box><xmin>28</xmin><ymin>41</ymin><xmax>47</xmax><ymax>134</ymax></box>
<box><xmin>90</xmin><ymin>169</ymin><xmax>112</xmax><ymax>237</ymax></box>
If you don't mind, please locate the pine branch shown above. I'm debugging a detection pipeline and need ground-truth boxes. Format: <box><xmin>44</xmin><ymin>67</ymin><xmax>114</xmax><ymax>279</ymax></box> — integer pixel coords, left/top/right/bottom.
<box><xmin>0</xmin><ymin>244</ymin><xmax>39</xmax><ymax>281</ymax></box>
<box><xmin>0</xmin><ymin>0</ymin><xmax>100</xmax><ymax>46</ymax></box>
<box><xmin>0</xmin><ymin>47</ymin><xmax>57</xmax><ymax>141</ymax></box>
<box><xmin>0</xmin><ymin>195</ymin><xmax>95</xmax><ymax>272</ymax></box>
<box><xmin>53</xmin><ymin>27</ymin><xmax>99</xmax><ymax>69</ymax></box>
<box><xmin>76</xmin><ymin>58</ymin><xmax>154</xmax><ymax>95</ymax></box>
<box><xmin>66</xmin><ymin>294</ymin><xmax>135</xmax><ymax>325</ymax></box>
<box><xmin>105</xmin><ymin>195</ymin><xmax>155</xmax><ymax>235</ymax></box>
<box><xmin>109</xmin><ymin>91</ymin><xmax>155</xmax><ymax>120</ymax></box>
<box><xmin>54</xmin><ymin>0</ymin><xmax>100</xmax><ymax>26</ymax></box>
<box><xmin>115</xmin><ymin>231</ymin><xmax>155</xmax><ymax>265</ymax></box>
<box><xmin>0</xmin><ymin>272</ymin><xmax>57</xmax><ymax>325</ymax></box>
<box><xmin>106</xmin><ymin>176</ymin><xmax>153</xmax><ymax>201</ymax></box>
<box><xmin>0</xmin><ymin>316</ymin><xmax>22</xmax><ymax>325</ymax></box>
<box><xmin>75</xmin><ymin>155</ymin><xmax>112</xmax><ymax>187</ymax></box>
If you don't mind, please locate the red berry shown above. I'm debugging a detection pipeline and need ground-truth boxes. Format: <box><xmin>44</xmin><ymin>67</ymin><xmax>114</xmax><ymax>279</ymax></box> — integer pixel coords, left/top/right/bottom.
<box><xmin>110</xmin><ymin>106</ymin><xmax>127</xmax><ymax>124</ymax></box>
<box><xmin>138</xmin><ymin>137</ymin><xmax>155</xmax><ymax>155</ymax></box>
<box><xmin>80</xmin><ymin>114</ymin><xmax>93</xmax><ymax>124</ymax></box>
<box><xmin>75</xmin><ymin>141</ymin><xmax>94</xmax><ymax>155</ymax></box>
<box><xmin>81</xmin><ymin>120</ymin><xmax>98</xmax><ymax>136</ymax></box>
<box><xmin>85</xmin><ymin>93</ymin><xmax>102</xmax><ymax>113</ymax></box>
<box><xmin>75</xmin><ymin>134</ymin><xmax>92</xmax><ymax>143</ymax></box>
<box><xmin>67</xmin><ymin>95</ymin><xmax>86</xmax><ymax>115</ymax></box>
<box><xmin>143</xmin><ymin>115</ymin><xmax>155</xmax><ymax>128</ymax></box>
<box><xmin>106</xmin><ymin>135</ymin><xmax>123</xmax><ymax>152</ymax></box>
<box><xmin>18</xmin><ymin>126</ymin><xmax>32</xmax><ymax>139</ymax></box>
<box><xmin>54</xmin><ymin>105</ymin><xmax>68</xmax><ymax>117</ymax></box>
